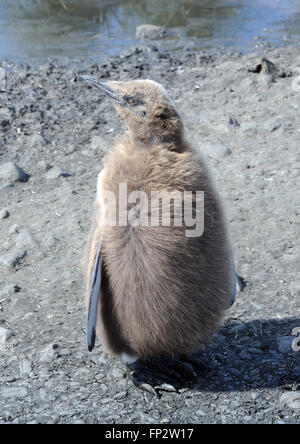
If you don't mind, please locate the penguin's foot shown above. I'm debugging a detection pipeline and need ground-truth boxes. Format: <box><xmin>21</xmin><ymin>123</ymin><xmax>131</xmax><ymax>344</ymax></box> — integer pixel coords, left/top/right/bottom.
<box><xmin>126</xmin><ymin>353</ymin><xmax>206</xmax><ymax>397</ymax></box>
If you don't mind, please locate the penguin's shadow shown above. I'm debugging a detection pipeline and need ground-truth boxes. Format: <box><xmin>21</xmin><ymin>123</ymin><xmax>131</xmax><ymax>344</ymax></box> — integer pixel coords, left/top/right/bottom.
<box><xmin>190</xmin><ymin>317</ymin><xmax>300</xmax><ymax>392</ymax></box>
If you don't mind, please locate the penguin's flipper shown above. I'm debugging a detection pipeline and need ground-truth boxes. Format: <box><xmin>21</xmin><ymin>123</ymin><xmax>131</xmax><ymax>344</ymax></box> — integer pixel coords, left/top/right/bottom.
<box><xmin>87</xmin><ymin>240</ymin><xmax>102</xmax><ymax>352</ymax></box>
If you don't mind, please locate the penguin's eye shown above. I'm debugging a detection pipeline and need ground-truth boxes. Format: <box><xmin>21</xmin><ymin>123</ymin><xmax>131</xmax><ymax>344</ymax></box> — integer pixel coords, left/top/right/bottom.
<box><xmin>126</xmin><ymin>97</ymin><xmax>136</xmax><ymax>105</ymax></box>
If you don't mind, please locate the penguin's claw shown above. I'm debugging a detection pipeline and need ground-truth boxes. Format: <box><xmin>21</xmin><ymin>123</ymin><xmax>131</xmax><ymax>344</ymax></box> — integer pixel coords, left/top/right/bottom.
<box><xmin>127</xmin><ymin>354</ymin><xmax>205</xmax><ymax>397</ymax></box>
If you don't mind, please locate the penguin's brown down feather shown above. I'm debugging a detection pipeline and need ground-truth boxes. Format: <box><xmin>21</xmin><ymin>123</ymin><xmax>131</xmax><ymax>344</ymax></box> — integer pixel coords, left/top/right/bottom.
<box><xmin>83</xmin><ymin>79</ymin><xmax>234</xmax><ymax>359</ymax></box>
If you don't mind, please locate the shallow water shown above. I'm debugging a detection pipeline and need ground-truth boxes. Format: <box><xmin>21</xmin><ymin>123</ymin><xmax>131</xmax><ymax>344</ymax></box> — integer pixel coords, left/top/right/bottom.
<box><xmin>0</xmin><ymin>0</ymin><xmax>300</xmax><ymax>63</ymax></box>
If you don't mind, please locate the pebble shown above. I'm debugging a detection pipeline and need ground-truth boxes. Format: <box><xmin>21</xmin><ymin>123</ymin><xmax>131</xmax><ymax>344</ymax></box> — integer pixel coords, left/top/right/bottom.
<box><xmin>280</xmin><ymin>392</ymin><xmax>300</xmax><ymax>410</ymax></box>
<box><xmin>39</xmin><ymin>344</ymin><xmax>57</xmax><ymax>363</ymax></box>
<box><xmin>111</xmin><ymin>367</ymin><xmax>126</xmax><ymax>379</ymax></box>
<box><xmin>249</xmin><ymin>58</ymin><xmax>279</xmax><ymax>76</ymax></box>
<box><xmin>95</xmin><ymin>354</ymin><xmax>111</xmax><ymax>365</ymax></box>
<box><xmin>0</xmin><ymin>67</ymin><xmax>6</xmax><ymax>92</ymax></box>
<box><xmin>113</xmin><ymin>391</ymin><xmax>128</xmax><ymax>400</ymax></box>
<box><xmin>38</xmin><ymin>389</ymin><xmax>48</xmax><ymax>401</ymax></box>
<box><xmin>26</xmin><ymin>134</ymin><xmax>45</xmax><ymax>147</ymax></box>
<box><xmin>0</xmin><ymin>327</ymin><xmax>10</xmax><ymax>351</ymax></box>
<box><xmin>0</xmin><ymin>386</ymin><xmax>28</xmax><ymax>399</ymax></box>
<box><xmin>37</xmin><ymin>161</ymin><xmax>52</xmax><ymax>172</ymax></box>
<box><xmin>0</xmin><ymin>250</ymin><xmax>26</xmax><ymax>268</ymax></box>
<box><xmin>19</xmin><ymin>359</ymin><xmax>32</xmax><ymax>376</ymax></box>
<box><xmin>293</xmin><ymin>366</ymin><xmax>300</xmax><ymax>376</ymax></box>
<box><xmin>98</xmin><ymin>383</ymin><xmax>108</xmax><ymax>393</ymax></box>
<box><xmin>136</xmin><ymin>24</ymin><xmax>166</xmax><ymax>40</ymax></box>
<box><xmin>263</xmin><ymin>120</ymin><xmax>282</xmax><ymax>133</ymax></box>
<box><xmin>230</xmin><ymin>324</ymin><xmax>247</xmax><ymax>333</ymax></box>
<box><xmin>74</xmin><ymin>367</ymin><xmax>90</xmax><ymax>378</ymax></box>
<box><xmin>0</xmin><ymin>284</ymin><xmax>21</xmax><ymax>298</ymax></box>
<box><xmin>228</xmin><ymin>117</ymin><xmax>240</xmax><ymax>127</ymax></box>
<box><xmin>201</xmin><ymin>141</ymin><xmax>232</xmax><ymax>158</ymax></box>
<box><xmin>8</xmin><ymin>224</ymin><xmax>22</xmax><ymax>234</ymax></box>
<box><xmin>90</xmin><ymin>135</ymin><xmax>109</xmax><ymax>152</ymax></box>
<box><xmin>240</xmin><ymin>122</ymin><xmax>258</xmax><ymax>133</ymax></box>
<box><xmin>0</xmin><ymin>162</ymin><xmax>30</xmax><ymax>189</ymax></box>
<box><xmin>45</xmin><ymin>166</ymin><xmax>72</xmax><ymax>180</ymax></box>
<box><xmin>0</xmin><ymin>209</ymin><xmax>9</xmax><ymax>219</ymax></box>
<box><xmin>257</xmin><ymin>74</ymin><xmax>274</xmax><ymax>87</ymax></box>
<box><xmin>16</xmin><ymin>231</ymin><xmax>36</xmax><ymax>249</ymax></box>
<box><xmin>277</xmin><ymin>336</ymin><xmax>295</xmax><ymax>353</ymax></box>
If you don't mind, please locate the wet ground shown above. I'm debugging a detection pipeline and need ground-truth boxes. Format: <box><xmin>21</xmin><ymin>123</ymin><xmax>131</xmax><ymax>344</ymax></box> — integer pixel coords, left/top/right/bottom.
<box><xmin>0</xmin><ymin>0</ymin><xmax>300</xmax><ymax>63</ymax></box>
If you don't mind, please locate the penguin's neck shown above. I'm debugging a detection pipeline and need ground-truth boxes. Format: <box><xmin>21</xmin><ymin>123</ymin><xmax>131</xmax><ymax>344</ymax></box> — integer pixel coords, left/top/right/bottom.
<box><xmin>128</xmin><ymin>129</ymin><xmax>185</xmax><ymax>152</ymax></box>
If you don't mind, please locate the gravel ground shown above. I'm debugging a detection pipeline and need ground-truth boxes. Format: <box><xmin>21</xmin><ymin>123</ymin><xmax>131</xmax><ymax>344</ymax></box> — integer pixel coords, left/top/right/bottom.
<box><xmin>0</xmin><ymin>42</ymin><xmax>299</xmax><ymax>424</ymax></box>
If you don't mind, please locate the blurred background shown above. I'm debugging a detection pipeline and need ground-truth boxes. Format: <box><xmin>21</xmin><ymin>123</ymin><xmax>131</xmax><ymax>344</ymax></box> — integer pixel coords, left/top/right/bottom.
<box><xmin>0</xmin><ymin>0</ymin><xmax>300</xmax><ymax>63</ymax></box>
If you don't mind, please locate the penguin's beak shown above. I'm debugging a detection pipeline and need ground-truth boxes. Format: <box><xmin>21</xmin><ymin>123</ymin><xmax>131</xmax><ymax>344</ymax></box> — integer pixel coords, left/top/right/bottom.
<box><xmin>80</xmin><ymin>75</ymin><xmax>121</xmax><ymax>103</ymax></box>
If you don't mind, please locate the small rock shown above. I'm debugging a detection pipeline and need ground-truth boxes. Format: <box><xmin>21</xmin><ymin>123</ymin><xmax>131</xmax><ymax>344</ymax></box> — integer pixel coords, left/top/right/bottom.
<box><xmin>19</xmin><ymin>359</ymin><xmax>32</xmax><ymax>376</ymax></box>
<box><xmin>136</xmin><ymin>24</ymin><xmax>166</xmax><ymax>40</ymax></box>
<box><xmin>240</xmin><ymin>122</ymin><xmax>257</xmax><ymax>133</ymax></box>
<box><xmin>38</xmin><ymin>388</ymin><xmax>48</xmax><ymax>401</ymax></box>
<box><xmin>280</xmin><ymin>392</ymin><xmax>300</xmax><ymax>410</ymax></box>
<box><xmin>26</xmin><ymin>134</ymin><xmax>45</xmax><ymax>147</ymax></box>
<box><xmin>95</xmin><ymin>354</ymin><xmax>110</xmax><ymax>365</ymax></box>
<box><xmin>201</xmin><ymin>141</ymin><xmax>232</xmax><ymax>158</ymax></box>
<box><xmin>0</xmin><ymin>106</ymin><xmax>10</xmax><ymax>118</ymax></box>
<box><xmin>64</xmin><ymin>146</ymin><xmax>75</xmax><ymax>155</ymax></box>
<box><xmin>113</xmin><ymin>391</ymin><xmax>128</xmax><ymax>400</ymax></box>
<box><xmin>294</xmin><ymin>366</ymin><xmax>300</xmax><ymax>376</ymax></box>
<box><xmin>0</xmin><ymin>162</ymin><xmax>30</xmax><ymax>189</ymax></box>
<box><xmin>0</xmin><ymin>284</ymin><xmax>21</xmax><ymax>298</ymax></box>
<box><xmin>257</xmin><ymin>73</ymin><xmax>274</xmax><ymax>87</ymax></box>
<box><xmin>228</xmin><ymin>117</ymin><xmax>240</xmax><ymax>127</ymax></box>
<box><xmin>0</xmin><ymin>386</ymin><xmax>28</xmax><ymax>399</ymax></box>
<box><xmin>8</xmin><ymin>224</ymin><xmax>22</xmax><ymax>234</ymax></box>
<box><xmin>262</xmin><ymin>120</ymin><xmax>282</xmax><ymax>133</ymax></box>
<box><xmin>248</xmin><ymin>58</ymin><xmax>291</xmax><ymax>79</ymax></box>
<box><xmin>215</xmin><ymin>333</ymin><xmax>226</xmax><ymax>344</ymax></box>
<box><xmin>98</xmin><ymin>383</ymin><xmax>108</xmax><ymax>392</ymax></box>
<box><xmin>0</xmin><ymin>67</ymin><xmax>6</xmax><ymax>92</ymax></box>
<box><xmin>249</xmin><ymin>58</ymin><xmax>279</xmax><ymax>76</ymax></box>
<box><xmin>0</xmin><ymin>209</ymin><xmax>9</xmax><ymax>219</ymax></box>
<box><xmin>111</xmin><ymin>367</ymin><xmax>126</xmax><ymax>379</ymax></box>
<box><xmin>90</xmin><ymin>135</ymin><xmax>109</xmax><ymax>152</ymax></box>
<box><xmin>0</xmin><ymin>250</ymin><xmax>26</xmax><ymax>268</ymax></box>
<box><xmin>37</xmin><ymin>161</ymin><xmax>52</xmax><ymax>172</ymax></box>
<box><xmin>45</xmin><ymin>166</ymin><xmax>72</xmax><ymax>180</ymax></box>
<box><xmin>277</xmin><ymin>336</ymin><xmax>295</xmax><ymax>353</ymax></box>
<box><xmin>16</xmin><ymin>231</ymin><xmax>36</xmax><ymax>249</ymax></box>
<box><xmin>0</xmin><ymin>327</ymin><xmax>10</xmax><ymax>351</ymax></box>
<box><xmin>215</xmin><ymin>123</ymin><xmax>230</xmax><ymax>134</ymax></box>
<box><xmin>39</xmin><ymin>344</ymin><xmax>57</xmax><ymax>363</ymax></box>
<box><xmin>230</xmin><ymin>323</ymin><xmax>247</xmax><ymax>333</ymax></box>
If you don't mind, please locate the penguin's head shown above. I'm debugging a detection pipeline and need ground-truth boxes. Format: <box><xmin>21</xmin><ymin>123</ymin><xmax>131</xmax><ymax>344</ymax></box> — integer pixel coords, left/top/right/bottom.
<box><xmin>80</xmin><ymin>76</ymin><xmax>183</xmax><ymax>146</ymax></box>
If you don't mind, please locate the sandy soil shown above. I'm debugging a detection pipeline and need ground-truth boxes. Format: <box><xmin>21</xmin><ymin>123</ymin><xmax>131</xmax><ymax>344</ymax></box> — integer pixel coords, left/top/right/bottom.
<box><xmin>0</xmin><ymin>42</ymin><xmax>299</xmax><ymax>424</ymax></box>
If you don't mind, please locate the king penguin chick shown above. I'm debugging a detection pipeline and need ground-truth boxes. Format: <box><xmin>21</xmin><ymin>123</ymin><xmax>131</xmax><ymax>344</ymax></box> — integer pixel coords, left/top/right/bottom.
<box><xmin>81</xmin><ymin>76</ymin><xmax>245</xmax><ymax>396</ymax></box>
